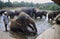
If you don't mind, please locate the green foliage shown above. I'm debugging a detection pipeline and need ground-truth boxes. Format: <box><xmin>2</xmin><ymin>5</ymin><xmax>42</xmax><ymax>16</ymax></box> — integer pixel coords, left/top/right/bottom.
<box><xmin>0</xmin><ymin>1</ymin><xmax>5</xmax><ymax>9</ymax></box>
<box><xmin>39</xmin><ymin>3</ymin><xmax>60</xmax><ymax>11</ymax></box>
<box><xmin>0</xmin><ymin>1</ymin><xmax>60</xmax><ymax>11</ymax></box>
<box><xmin>5</xmin><ymin>2</ymin><xmax>12</xmax><ymax>7</ymax></box>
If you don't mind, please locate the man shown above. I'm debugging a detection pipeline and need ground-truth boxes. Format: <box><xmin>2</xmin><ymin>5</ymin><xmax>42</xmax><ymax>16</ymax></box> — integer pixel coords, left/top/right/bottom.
<box><xmin>3</xmin><ymin>12</ymin><xmax>9</xmax><ymax>31</ymax></box>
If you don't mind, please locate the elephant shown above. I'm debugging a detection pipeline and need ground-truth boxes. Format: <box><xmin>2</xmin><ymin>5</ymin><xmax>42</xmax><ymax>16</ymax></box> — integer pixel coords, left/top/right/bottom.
<box><xmin>20</xmin><ymin>7</ymin><xmax>36</xmax><ymax>18</ymax></box>
<box><xmin>0</xmin><ymin>10</ymin><xmax>6</xmax><ymax>14</ymax></box>
<box><xmin>5</xmin><ymin>10</ymin><xmax>18</xmax><ymax>19</ymax></box>
<box><xmin>48</xmin><ymin>11</ymin><xmax>60</xmax><ymax>21</ymax></box>
<box><xmin>35</xmin><ymin>11</ymin><xmax>47</xmax><ymax>19</ymax></box>
<box><xmin>14</xmin><ymin>7</ymin><xmax>36</xmax><ymax>18</ymax></box>
<box><xmin>10</xmin><ymin>12</ymin><xmax>37</xmax><ymax>35</ymax></box>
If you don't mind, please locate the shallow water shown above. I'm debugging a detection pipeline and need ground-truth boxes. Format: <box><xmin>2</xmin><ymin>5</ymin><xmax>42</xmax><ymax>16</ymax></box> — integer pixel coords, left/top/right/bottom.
<box><xmin>0</xmin><ymin>14</ymin><xmax>52</xmax><ymax>39</ymax></box>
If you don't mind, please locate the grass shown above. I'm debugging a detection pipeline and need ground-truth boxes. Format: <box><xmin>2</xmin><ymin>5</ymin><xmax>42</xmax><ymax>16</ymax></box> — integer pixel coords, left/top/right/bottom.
<box><xmin>1</xmin><ymin>7</ymin><xmax>20</xmax><ymax>10</ymax></box>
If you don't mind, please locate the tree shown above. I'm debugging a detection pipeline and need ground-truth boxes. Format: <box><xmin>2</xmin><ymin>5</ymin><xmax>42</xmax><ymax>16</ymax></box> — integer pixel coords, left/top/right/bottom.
<box><xmin>0</xmin><ymin>1</ymin><xmax>5</xmax><ymax>9</ymax></box>
<box><xmin>5</xmin><ymin>2</ymin><xmax>12</xmax><ymax>7</ymax></box>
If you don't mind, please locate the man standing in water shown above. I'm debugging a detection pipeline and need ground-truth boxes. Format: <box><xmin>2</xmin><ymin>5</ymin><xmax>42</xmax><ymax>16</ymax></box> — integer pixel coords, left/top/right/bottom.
<box><xmin>0</xmin><ymin>11</ymin><xmax>9</xmax><ymax>31</ymax></box>
<box><xmin>3</xmin><ymin>12</ymin><xmax>9</xmax><ymax>31</ymax></box>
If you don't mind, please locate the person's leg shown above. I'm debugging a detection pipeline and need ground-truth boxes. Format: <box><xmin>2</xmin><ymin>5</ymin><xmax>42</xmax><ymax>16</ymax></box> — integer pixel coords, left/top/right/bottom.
<box><xmin>5</xmin><ymin>24</ymin><xmax>8</xmax><ymax>31</ymax></box>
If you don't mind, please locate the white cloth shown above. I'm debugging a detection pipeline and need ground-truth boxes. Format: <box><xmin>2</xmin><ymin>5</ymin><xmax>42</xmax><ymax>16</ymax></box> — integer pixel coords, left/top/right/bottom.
<box><xmin>3</xmin><ymin>14</ymin><xmax>9</xmax><ymax>24</ymax></box>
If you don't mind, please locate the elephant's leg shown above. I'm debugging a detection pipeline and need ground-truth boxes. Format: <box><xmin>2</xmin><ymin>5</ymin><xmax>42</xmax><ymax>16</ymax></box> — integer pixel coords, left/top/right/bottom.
<box><xmin>44</xmin><ymin>14</ymin><xmax>47</xmax><ymax>19</ymax></box>
<box><xmin>35</xmin><ymin>15</ymin><xmax>37</xmax><ymax>19</ymax></box>
<box><xmin>40</xmin><ymin>15</ymin><xmax>42</xmax><ymax>19</ymax></box>
<box><xmin>31</xmin><ymin>13</ymin><xmax>34</xmax><ymax>18</ymax></box>
<box><xmin>10</xmin><ymin>15</ymin><xmax>14</xmax><ymax>19</ymax></box>
<box><xmin>48</xmin><ymin>18</ymin><xmax>50</xmax><ymax>23</ymax></box>
<box><xmin>45</xmin><ymin>15</ymin><xmax>46</xmax><ymax>19</ymax></box>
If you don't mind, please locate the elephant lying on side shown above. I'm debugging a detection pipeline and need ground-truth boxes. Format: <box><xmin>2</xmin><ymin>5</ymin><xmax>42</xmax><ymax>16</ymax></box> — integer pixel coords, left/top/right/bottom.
<box><xmin>10</xmin><ymin>12</ymin><xmax>37</xmax><ymax>35</ymax></box>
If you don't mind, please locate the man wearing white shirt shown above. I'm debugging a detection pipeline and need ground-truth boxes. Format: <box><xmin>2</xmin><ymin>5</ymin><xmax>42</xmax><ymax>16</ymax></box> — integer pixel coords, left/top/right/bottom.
<box><xmin>3</xmin><ymin>12</ymin><xmax>9</xmax><ymax>31</ymax></box>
